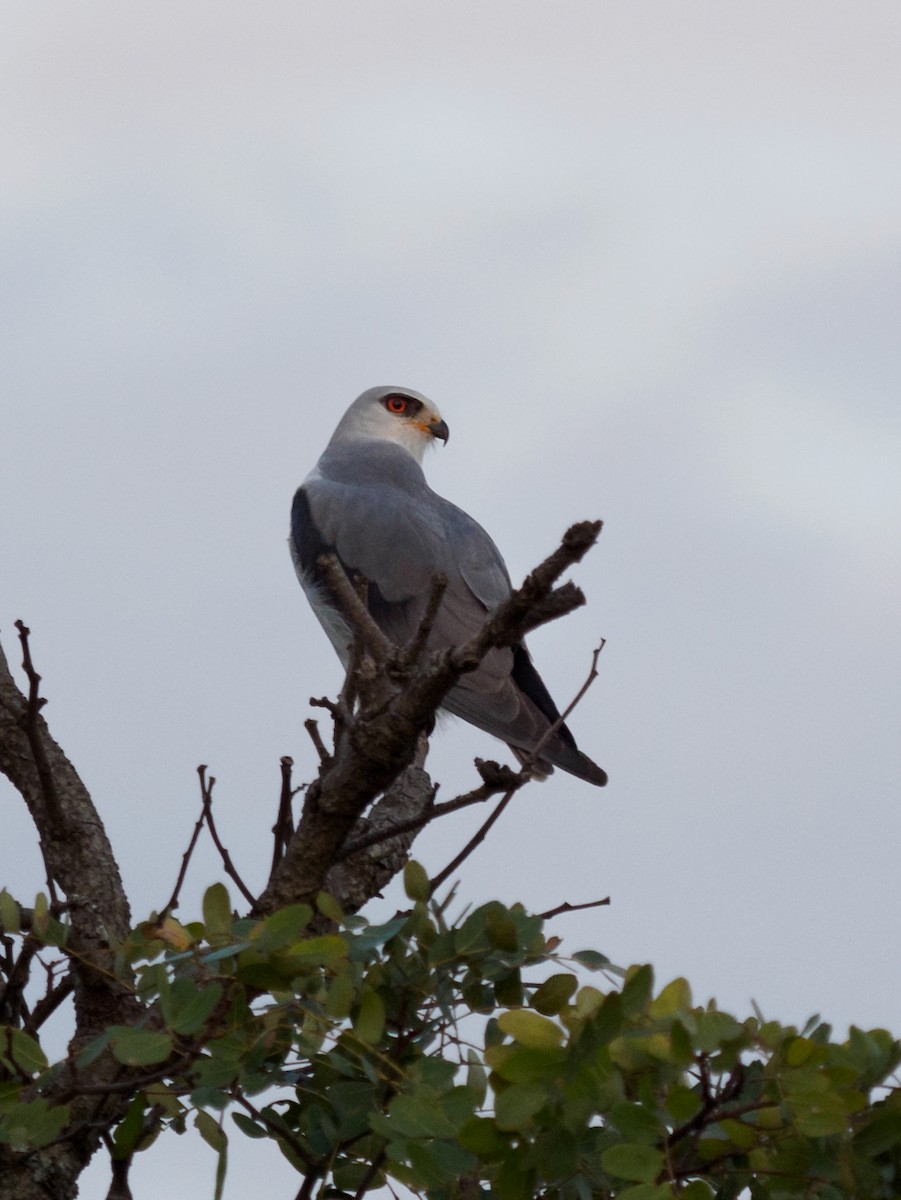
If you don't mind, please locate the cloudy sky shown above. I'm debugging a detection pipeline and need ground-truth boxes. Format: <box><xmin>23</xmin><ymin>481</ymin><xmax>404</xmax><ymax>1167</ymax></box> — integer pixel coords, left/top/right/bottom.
<box><xmin>3</xmin><ymin>3</ymin><xmax>901</xmax><ymax>1196</ymax></box>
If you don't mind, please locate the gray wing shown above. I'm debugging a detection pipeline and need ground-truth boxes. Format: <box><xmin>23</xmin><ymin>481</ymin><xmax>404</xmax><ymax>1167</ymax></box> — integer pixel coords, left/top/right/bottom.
<box><xmin>291</xmin><ymin>444</ymin><xmax>606</xmax><ymax>786</ymax></box>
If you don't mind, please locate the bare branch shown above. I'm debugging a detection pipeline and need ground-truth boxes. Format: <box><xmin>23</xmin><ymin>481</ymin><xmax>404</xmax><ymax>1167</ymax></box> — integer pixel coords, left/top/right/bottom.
<box><xmin>162</xmin><ymin>787</ymin><xmax>208</xmax><ymax>915</ymax></box>
<box><xmin>512</xmin><ymin>638</ymin><xmax>605</xmax><ymax>778</ymax></box>
<box><xmin>429</xmin><ymin>640</ymin><xmax>606</xmax><ymax>895</ymax></box>
<box><xmin>538</xmin><ymin>897</ymin><xmax>611</xmax><ymax>921</ymax></box>
<box><xmin>304</xmin><ymin>720</ymin><xmax>331</xmax><ymax>765</ymax></box>
<box><xmin>338</xmin><ymin>760</ymin><xmax>525</xmax><ymax>860</ymax></box>
<box><xmin>196</xmin><ymin>766</ymin><xmax>257</xmax><ymax>910</ymax></box>
<box><xmin>318</xmin><ymin>554</ymin><xmax>394</xmax><ymax>662</ymax></box>
<box><xmin>429</xmin><ymin>788</ymin><xmax>518</xmax><ymax>896</ymax></box>
<box><xmin>399</xmin><ymin>572</ymin><xmax>448</xmax><ymax>668</ymax></box>
<box><xmin>271</xmin><ymin>755</ymin><xmax>299</xmax><ymax>875</ymax></box>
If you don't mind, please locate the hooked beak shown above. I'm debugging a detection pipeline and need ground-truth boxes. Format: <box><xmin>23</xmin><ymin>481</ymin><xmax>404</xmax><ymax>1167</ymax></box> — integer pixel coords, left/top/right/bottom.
<box><xmin>428</xmin><ymin>417</ymin><xmax>450</xmax><ymax>444</ymax></box>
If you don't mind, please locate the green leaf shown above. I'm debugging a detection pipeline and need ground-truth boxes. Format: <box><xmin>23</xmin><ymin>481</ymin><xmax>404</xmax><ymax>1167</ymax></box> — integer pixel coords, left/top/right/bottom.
<box><xmin>112</xmin><ymin>1093</ymin><xmax>147</xmax><ymax>1160</ymax></box>
<box><xmin>109</xmin><ymin>1027</ymin><xmax>174</xmax><ymax>1067</ymax></box>
<box><xmin>381</xmin><ymin>1094</ymin><xmax>456</xmax><ymax>1139</ymax></box>
<box><xmin>195</xmin><ymin>1109</ymin><xmax>227</xmax><ymax>1152</ymax></box>
<box><xmin>498</xmin><ymin>1009</ymin><xmax>563</xmax><ymax>1049</ymax></box>
<box><xmin>195</xmin><ymin>1111</ymin><xmax>228</xmax><ymax>1200</ymax></box>
<box><xmin>494</xmin><ymin>969</ymin><xmax>523</xmax><ymax>1007</ymax></box>
<box><xmin>203</xmin><ymin>883</ymin><xmax>232</xmax><ymax>940</ymax></box>
<box><xmin>325</xmin><ymin>970</ymin><xmax>356</xmax><ymax>1019</ymax></box>
<box><xmin>316</xmin><ymin>891</ymin><xmax>345</xmax><ymax>923</ymax></box>
<box><xmin>353</xmin><ymin>988</ymin><xmax>385</xmax><ymax>1045</ymax></box>
<box><xmin>457</xmin><ymin>1116</ymin><xmax>509</xmax><ymax>1158</ymax></box>
<box><xmin>466</xmin><ymin>1050</ymin><xmax>487</xmax><ymax>1105</ymax></box>
<box><xmin>249</xmin><ymin>904</ymin><xmax>313</xmax><ymax>952</ymax></box>
<box><xmin>32</xmin><ymin>892</ymin><xmax>49</xmax><ymax>935</ymax></box>
<box><xmin>649</xmin><ymin>976</ymin><xmax>692</xmax><ymax>1019</ymax></box>
<box><xmin>610</xmin><ymin>1102</ymin><xmax>663</xmax><ymax>1144</ymax></box>
<box><xmin>600</xmin><ymin>1142</ymin><xmax>664</xmax><ymax>1184</ymax></box>
<box><xmin>532</xmin><ymin>1126</ymin><xmax>579</xmax><ymax>1178</ymax></box>
<box><xmin>679</xmin><ymin>1182</ymin><xmax>713</xmax><ymax>1200</ymax></box>
<box><xmin>694</xmin><ymin>1010</ymin><xmax>743</xmax><ymax>1051</ymax></box>
<box><xmin>620</xmin><ymin>965</ymin><xmax>654</xmax><ymax>1018</ymax></box>
<box><xmin>403</xmin><ymin>860</ymin><xmax>430</xmax><ymax>902</ymax></box>
<box><xmin>487</xmin><ymin>1045</ymin><xmax>568</xmax><ymax>1084</ymax></box>
<box><xmin>616</xmin><ymin>1186</ymin><xmax>672</xmax><ymax>1200</ymax></box>
<box><xmin>0</xmin><ymin>1027</ymin><xmax>47</xmax><ymax>1075</ymax></box>
<box><xmin>0</xmin><ymin>891</ymin><xmax>20</xmax><ymax>934</ymax></box>
<box><xmin>484</xmin><ymin>904</ymin><xmax>519</xmax><ymax>953</ymax></box>
<box><xmin>785</xmin><ymin>1035</ymin><xmax>816</xmax><ymax>1066</ymax></box>
<box><xmin>665</xmin><ymin>1084</ymin><xmax>701</xmax><ymax>1122</ymax></box>
<box><xmin>719</xmin><ymin>1117</ymin><xmax>756</xmax><ymax>1149</ymax></box>
<box><xmin>789</xmin><ymin>1089</ymin><xmax>849</xmax><ymax>1137</ymax></box>
<box><xmin>0</xmin><ymin>1099</ymin><xmax>71</xmax><ymax>1151</ymax></box>
<box><xmin>165</xmin><ymin>981</ymin><xmax>223</xmax><ymax>1035</ymax></box>
<box><xmin>76</xmin><ymin>1030</ymin><xmax>111</xmax><ymax>1069</ymax></box>
<box><xmin>494</xmin><ymin>1145</ymin><xmax>536</xmax><ymax>1200</ymax></box>
<box><xmin>494</xmin><ymin>1082</ymin><xmax>547</xmax><ymax>1131</ymax></box>
<box><xmin>572</xmin><ymin>949</ymin><xmax>610</xmax><ymax>971</ymax></box>
<box><xmin>853</xmin><ymin>1103</ymin><xmax>901</xmax><ymax>1156</ymax></box>
<box><xmin>231</xmin><ymin>1111</ymin><xmax>268</xmax><ymax>1140</ymax></box>
<box><xmin>531</xmin><ymin>973</ymin><xmax>578</xmax><ymax>1015</ymax></box>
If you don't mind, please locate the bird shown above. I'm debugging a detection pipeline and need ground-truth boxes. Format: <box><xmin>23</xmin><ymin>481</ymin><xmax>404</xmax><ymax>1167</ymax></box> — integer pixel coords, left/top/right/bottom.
<box><xmin>290</xmin><ymin>386</ymin><xmax>606</xmax><ymax>786</ymax></box>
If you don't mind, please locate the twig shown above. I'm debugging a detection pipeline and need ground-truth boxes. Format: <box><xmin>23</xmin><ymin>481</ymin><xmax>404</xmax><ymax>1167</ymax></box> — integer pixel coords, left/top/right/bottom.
<box><xmin>538</xmin><ymin>897</ymin><xmax>610</xmax><ymax>920</ymax></box>
<box><xmin>13</xmin><ymin>622</ymin><xmax>63</xmax><ymax>900</ymax></box>
<box><xmin>162</xmin><ymin>784</ymin><xmax>209</xmax><ymax>914</ymax></box>
<box><xmin>400</xmin><ymin>573</ymin><xmax>448</xmax><ymax>668</ymax></box>
<box><xmin>429</xmin><ymin>787</ymin><xmax>518</xmax><ymax>896</ymax></box>
<box><xmin>195</xmin><ymin>767</ymin><xmax>257</xmax><ymax>910</ymax></box>
<box><xmin>429</xmin><ymin>641</ymin><xmax>606</xmax><ymax>895</ymax></box>
<box><xmin>25</xmin><ymin>974</ymin><xmax>75</xmax><ymax>1035</ymax></box>
<box><xmin>270</xmin><ymin>756</ymin><xmax>297</xmax><ymax>876</ymax></box>
<box><xmin>304</xmin><ymin>720</ymin><xmax>330</xmax><ymax>766</ymax></box>
<box><xmin>337</xmin><ymin>760</ymin><xmax>524</xmax><ymax>860</ymax></box>
<box><xmin>319</xmin><ymin>554</ymin><xmax>394</xmax><ymax>662</ymax></box>
<box><xmin>517</xmin><ymin>638</ymin><xmax>605</xmax><ymax>775</ymax></box>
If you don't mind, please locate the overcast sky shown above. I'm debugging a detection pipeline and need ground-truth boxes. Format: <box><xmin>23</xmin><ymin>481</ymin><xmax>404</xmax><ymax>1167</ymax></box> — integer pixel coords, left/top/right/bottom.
<box><xmin>3</xmin><ymin>4</ymin><xmax>901</xmax><ymax>1197</ymax></box>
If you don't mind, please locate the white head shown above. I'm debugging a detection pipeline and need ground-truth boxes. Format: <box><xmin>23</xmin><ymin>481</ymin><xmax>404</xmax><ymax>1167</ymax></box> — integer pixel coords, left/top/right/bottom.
<box><xmin>329</xmin><ymin>386</ymin><xmax>449</xmax><ymax>464</ymax></box>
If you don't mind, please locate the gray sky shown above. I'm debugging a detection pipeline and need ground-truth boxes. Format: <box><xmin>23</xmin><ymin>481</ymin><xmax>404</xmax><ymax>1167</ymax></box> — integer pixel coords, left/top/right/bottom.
<box><xmin>3</xmin><ymin>4</ymin><xmax>901</xmax><ymax>1197</ymax></box>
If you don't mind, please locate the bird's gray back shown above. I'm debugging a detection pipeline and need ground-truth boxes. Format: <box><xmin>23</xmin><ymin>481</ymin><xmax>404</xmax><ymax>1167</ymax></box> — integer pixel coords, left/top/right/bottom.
<box><xmin>306</xmin><ymin>440</ymin><xmax>511</xmax><ymax>611</ymax></box>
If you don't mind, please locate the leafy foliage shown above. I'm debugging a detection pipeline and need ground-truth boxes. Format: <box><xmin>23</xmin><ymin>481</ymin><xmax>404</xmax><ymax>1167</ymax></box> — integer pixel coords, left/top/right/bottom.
<box><xmin>2</xmin><ymin>878</ymin><xmax>900</xmax><ymax>1197</ymax></box>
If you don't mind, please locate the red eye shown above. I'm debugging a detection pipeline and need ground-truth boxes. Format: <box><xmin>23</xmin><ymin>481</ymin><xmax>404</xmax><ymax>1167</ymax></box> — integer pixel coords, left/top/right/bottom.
<box><xmin>385</xmin><ymin>395</ymin><xmax>407</xmax><ymax>414</ymax></box>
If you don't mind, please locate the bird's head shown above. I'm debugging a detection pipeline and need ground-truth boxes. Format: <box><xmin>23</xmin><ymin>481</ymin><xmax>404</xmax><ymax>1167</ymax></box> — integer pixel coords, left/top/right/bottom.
<box><xmin>332</xmin><ymin>386</ymin><xmax>449</xmax><ymax>463</ymax></box>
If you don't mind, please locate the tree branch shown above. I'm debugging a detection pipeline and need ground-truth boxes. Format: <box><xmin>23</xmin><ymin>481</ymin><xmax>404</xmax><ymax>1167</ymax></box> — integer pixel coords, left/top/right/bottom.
<box><xmin>0</xmin><ymin>626</ymin><xmax>142</xmax><ymax>1195</ymax></box>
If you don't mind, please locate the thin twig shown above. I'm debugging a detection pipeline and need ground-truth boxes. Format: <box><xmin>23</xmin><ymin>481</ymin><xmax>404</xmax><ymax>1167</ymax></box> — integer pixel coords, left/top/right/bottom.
<box><xmin>162</xmin><ymin>784</ymin><xmax>209</xmax><ymax>914</ymax></box>
<box><xmin>25</xmin><ymin>974</ymin><xmax>75</xmax><ymax>1035</ymax></box>
<box><xmin>400</xmin><ymin>573</ymin><xmax>448</xmax><ymax>668</ymax></box>
<box><xmin>270</xmin><ymin>756</ymin><xmax>297</xmax><ymax>876</ymax></box>
<box><xmin>429</xmin><ymin>787</ymin><xmax>518</xmax><ymax>896</ymax></box>
<box><xmin>337</xmin><ymin>761</ymin><xmax>524</xmax><ymax>860</ymax></box>
<box><xmin>517</xmin><ymin>638</ymin><xmax>605</xmax><ymax>774</ymax></box>
<box><xmin>429</xmin><ymin>641</ymin><xmax>606</xmax><ymax>894</ymax></box>
<box><xmin>304</xmin><ymin>720</ymin><xmax>331</xmax><ymax>766</ymax></box>
<box><xmin>319</xmin><ymin>554</ymin><xmax>394</xmax><ymax>662</ymax></box>
<box><xmin>196</xmin><ymin>767</ymin><xmax>257</xmax><ymax>909</ymax></box>
<box><xmin>538</xmin><ymin>897</ymin><xmax>610</xmax><ymax>921</ymax></box>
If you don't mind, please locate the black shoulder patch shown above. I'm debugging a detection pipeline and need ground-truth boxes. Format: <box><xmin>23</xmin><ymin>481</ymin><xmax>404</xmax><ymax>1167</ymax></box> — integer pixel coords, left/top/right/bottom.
<box><xmin>291</xmin><ymin>485</ymin><xmax>407</xmax><ymax>633</ymax></box>
<box><xmin>291</xmin><ymin>486</ymin><xmax>335</xmax><ymax>584</ymax></box>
